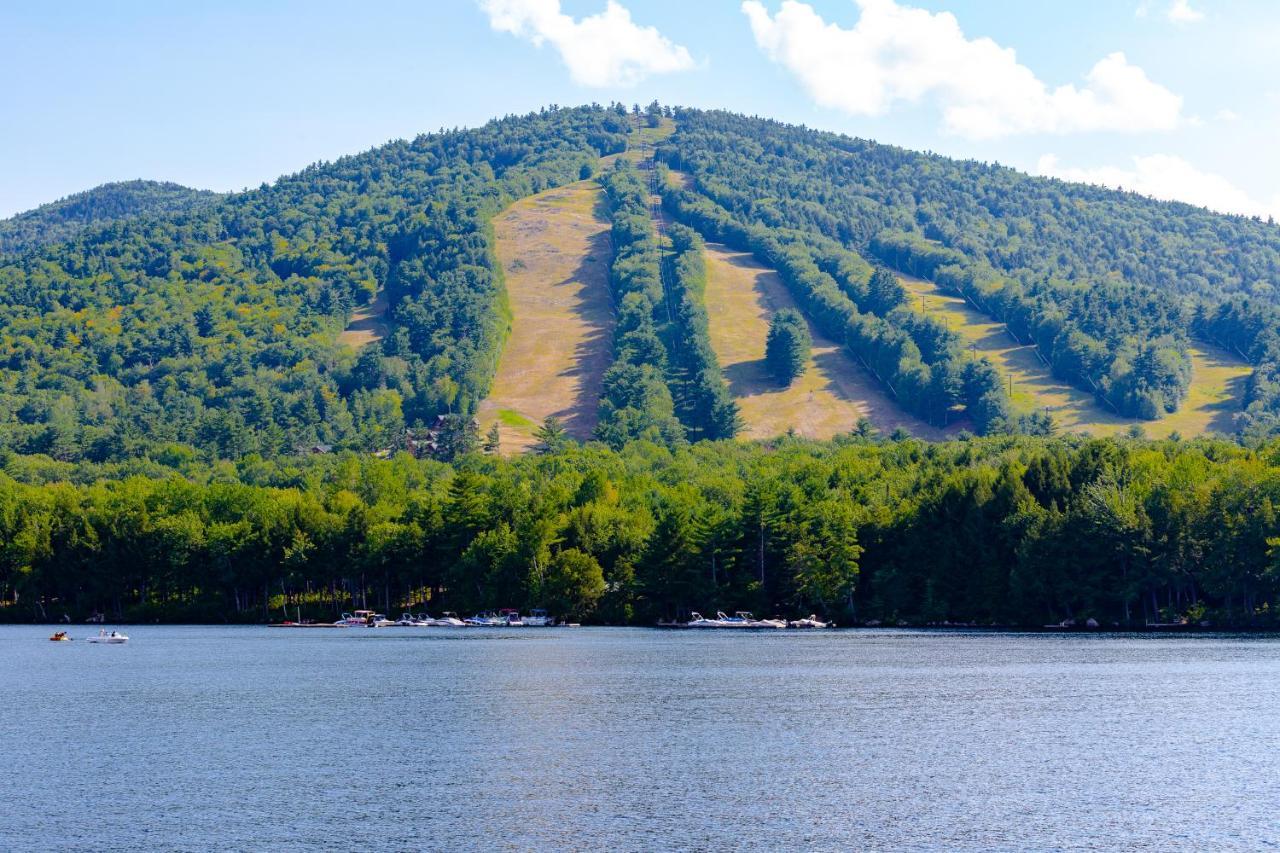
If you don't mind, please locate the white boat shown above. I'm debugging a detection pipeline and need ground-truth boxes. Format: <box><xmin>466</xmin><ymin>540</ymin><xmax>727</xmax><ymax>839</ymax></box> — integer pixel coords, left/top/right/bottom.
<box><xmin>687</xmin><ymin>611</ymin><xmax>725</xmax><ymax>628</ymax></box>
<box><xmin>369</xmin><ymin>614</ymin><xmax>396</xmax><ymax>627</ymax></box>
<box><xmin>334</xmin><ymin>610</ymin><xmax>375</xmax><ymax>627</ymax></box>
<box><xmin>86</xmin><ymin>628</ymin><xmax>128</xmax><ymax>644</ymax></box>
<box><xmin>498</xmin><ymin>609</ymin><xmax>524</xmax><ymax>627</ymax></box>
<box><xmin>752</xmin><ymin>616</ymin><xmax>788</xmax><ymax>629</ymax></box>
<box><xmin>523</xmin><ymin>609</ymin><xmax>553</xmax><ymax>627</ymax></box>
<box><xmin>431</xmin><ymin>612</ymin><xmax>466</xmax><ymax>627</ymax></box>
<box><xmin>788</xmin><ymin>615</ymin><xmax>831</xmax><ymax>629</ymax></box>
<box><xmin>465</xmin><ymin>612</ymin><xmax>502</xmax><ymax>627</ymax></box>
<box><xmin>716</xmin><ymin>611</ymin><xmax>755</xmax><ymax>628</ymax></box>
<box><xmin>395</xmin><ymin>612</ymin><xmax>424</xmax><ymax>627</ymax></box>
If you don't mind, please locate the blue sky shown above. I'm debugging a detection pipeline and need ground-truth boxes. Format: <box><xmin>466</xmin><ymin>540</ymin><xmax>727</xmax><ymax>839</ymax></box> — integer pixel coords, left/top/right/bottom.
<box><xmin>2</xmin><ymin>0</ymin><xmax>1278</xmax><ymax>220</ymax></box>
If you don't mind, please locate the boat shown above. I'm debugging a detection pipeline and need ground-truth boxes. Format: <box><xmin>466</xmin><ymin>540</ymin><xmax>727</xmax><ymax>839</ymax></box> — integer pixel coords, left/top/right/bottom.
<box><xmin>687</xmin><ymin>612</ymin><xmax>725</xmax><ymax>628</ymax></box>
<box><xmin>49</xmin><ymin>631</ymin><xmax>72</xmax><ymax>642</ymax></box>
<box><xmin>86</xmin><ymin>628</ymin><xmax>128</xmax><ymax>644</ymax></box>
<box><xmin>523</xmin><ymin>608</ymin><xmax>553</xmax><ymax>627</ymax></box>
<box><xmin>465</xmin><ymin>611</ymin><xmax>502</xmax><ymax>627</ymax></box>
<box><xmin>431</xmin><ymin>612</ymin><xmax>466</xmax><ymax>627</ymax></box>
<box><xmin>395</xmin><ymin>612</ymin><xmax>423</xmax><ymax>627</ymax></box>
<box><xmin>334</xmin><ymin>610</ymin><xmax>375</xmax><ymax>627</ymax></box>
<box><xmin>752</xmin><ymin>616</ymin><xmax>788</xmax><ymax>629</ymax></box>
<box><xmin>369</xmin><ymin>614</ymin><xmax>396</xmax><ymax>627</ymax></box>
<box><xmin>716</xmin><ymin>611</ymin><xmax>756</xmax><ymax>628</ymax></box>
<box><xmin>498</xmin><ymin>608</ymin><xmax>524</xmax><ymax>627</ymax></box>
<box><xmin>788</xmin><ymin>615</ymin><xmax>831</xmax><ymax>629</ymax></box>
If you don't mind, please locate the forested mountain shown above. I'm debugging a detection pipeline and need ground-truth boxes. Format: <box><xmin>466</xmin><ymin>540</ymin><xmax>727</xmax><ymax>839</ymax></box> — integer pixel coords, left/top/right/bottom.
<box><xmin>5</xmin><ymin>103</ymin><xmax>1280</xmax><ymax>628</ymax></box>
<box><xmin>2</xmin><ymin>103</ymin><xmax>1280</xmax><ymax>469</ymax></box>
<box><xmin>0</xmin><ymin>180</ymin><xmax>219</xmax><ymax>256</ymax></box>
<box><xmin>659</xmin><ymin>109</ymin><xmax>1280</xmax><ymax>428</ymax></box>
<box><xmin>0</xmin><ymin>106</ymin><xmax>628</xmax><ymax>462</ymax></box>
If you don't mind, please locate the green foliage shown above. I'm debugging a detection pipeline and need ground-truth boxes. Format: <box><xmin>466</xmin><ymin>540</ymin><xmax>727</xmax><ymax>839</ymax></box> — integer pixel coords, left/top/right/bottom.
<box><xmin>0</xmin><ymin>106</ymin><xmax>629</xmax><ymax>461</ymax></box>
<box><xmin>765</xmin><ymin>308</ymin><xmax>810</xmax><ymax>385</ymax></box>
<box><xmin>3</xmin><ymin>434</ymin><xmax>1280</xmax><ymax>629</ymax></box>
<box><xmin>658</xmin><ymin>109</ymin><xmax>1244</xmax><ymax>422</ymax></box>
<box><xmin>0</xmin><ymin>180</ymin><xmax>219</xmax><ymax>255</ymax></box>
<box><xmin>596</xmin><ymin>162</ymin><xmax>686</xmax><ymax>448</ymax></box>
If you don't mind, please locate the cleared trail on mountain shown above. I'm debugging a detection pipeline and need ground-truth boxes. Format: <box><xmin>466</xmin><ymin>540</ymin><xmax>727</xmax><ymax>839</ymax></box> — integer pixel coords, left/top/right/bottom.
<box><xmin>896</xmin><ymin>272</ymin><xmax>1251</xmax><ymax>436</ymax></box>
<box><xmin>338</xmin><ymin>288</ymin><xmax>389</xmax><ymax>349</ymax></box>
<box><xmin>703</xmin><ymin>245</ymin><xmax>945</xmax><ymax>440</ymax></box>
<box><xmin>478</xmin><ymin>180</ymin><xmax>614</xmax><ymax>453</ymax></box>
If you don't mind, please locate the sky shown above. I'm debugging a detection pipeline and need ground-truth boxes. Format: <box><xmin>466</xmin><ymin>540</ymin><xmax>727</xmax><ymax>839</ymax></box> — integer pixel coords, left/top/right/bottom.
<box><xmin>2</xmin><ymin>0</ymin><xmax>1278</xmax><ymax>220</ymax></box>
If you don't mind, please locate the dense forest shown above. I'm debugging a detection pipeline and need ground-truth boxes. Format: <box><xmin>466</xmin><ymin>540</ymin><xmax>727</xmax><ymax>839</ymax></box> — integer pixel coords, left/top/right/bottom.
<box><xmin>0</xmin><ymin>106</ymin><xmax>629</xmax><ymax>462</ymax></box>
<box><xmin>3</xmin><ymin>433</ymin><xmax>1279</xmax><ymax>629</ymax></box>
<box><xmin>4</xmin><ymin>103</ymin><xmax>1280</xmax><ymax>626</ymax></box>
<box><xmin>0</xmin><ymin>180</ymin><xmax>219</xmax><ymax>256</ymax></box>
<box><xmin>658</xmin><ymin>108</ymin><xmax>1280</xmax><ymax>426</ymax></box>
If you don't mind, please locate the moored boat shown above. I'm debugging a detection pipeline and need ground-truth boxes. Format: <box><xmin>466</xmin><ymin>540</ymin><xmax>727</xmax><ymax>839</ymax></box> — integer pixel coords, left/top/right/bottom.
<box><xmin>86</xmin><ymin>628</ymin><xmax>128</xmax><ymax>644</ymax></box>
<box><xmin>788</xmin><ymin>615</ymin><xmax>831</xmax><ymax>629</ymax></box>
<box><xmin>523</xmin><ymin>608</ymin><xmax>553</xmax><ymax>627</ymax></box>
<box><xmin>431</xmin><ymin>612</ymin><xmax>466</xmax><ymax>627</ymax></box>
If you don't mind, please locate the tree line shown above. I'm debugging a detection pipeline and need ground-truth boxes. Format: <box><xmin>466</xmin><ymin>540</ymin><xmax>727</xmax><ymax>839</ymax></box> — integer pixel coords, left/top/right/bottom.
<box><xmin>3</xmin><ymin>432</ymin><xmax>1280</xmax><ymax>629</ymax></box>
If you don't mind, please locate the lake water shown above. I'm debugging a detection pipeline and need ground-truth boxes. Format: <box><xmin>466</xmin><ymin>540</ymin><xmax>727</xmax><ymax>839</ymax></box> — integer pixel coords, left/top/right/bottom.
<box><xmin>4</xmin><ymin>626</ymin><xmax>1279</xmax><ymax>851</ymax></box>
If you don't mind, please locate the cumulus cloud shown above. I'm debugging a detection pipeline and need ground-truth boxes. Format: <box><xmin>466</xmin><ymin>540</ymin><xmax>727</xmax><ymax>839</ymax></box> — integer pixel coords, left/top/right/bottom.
<box><xmin>1136</xmin><ymin>1</ymin><xmax>1204</xmax><ymax>23</ymax></box>
<box><xmin>741</xmin><ymin>0</ymin><xmax>1184</xmax><ymax>139</ymax></box>
<box><xmin>1166</xmin><ymin>0</ymin><xmax>1204</xmax><ymax>24</ymax></box>
<box><xmin>479</xmin><ymin>0</ymin><xmax>696</xmax><ymax>87</ymax></box>
<box><xmin>1036</xmin><ymin>153</ymin><xmax>1280</xmax><ymax>220</ymax></box>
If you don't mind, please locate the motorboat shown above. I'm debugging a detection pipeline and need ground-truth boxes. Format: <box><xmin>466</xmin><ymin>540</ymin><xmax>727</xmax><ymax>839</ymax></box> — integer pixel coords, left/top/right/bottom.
<box><xmin>86</xmin><ymin>628</ymin><xmax>128</xmax><ymax>644</ymax></box>
<box><xmin>413</xmin><ymin>613</ymin><xmax>436</xmax><ymax>626</ymax></box>
<box><xmin>334</xmin><ymin>610</ymin><xmax>375</xmax><ymax>627</ymax></box>
<box><xmin>395</xmin><ymin>612</ymin><xmax>423</xmax><ymax>627</ymax></box>
<box><xmin>523</xmin><ymin>608</ymin><xmax>553</xmax><ymax>627</ymax></box>
<box><xmin>788</xmin><ymin>615</ymin><xmax>831</xmax><ymax>629</ymax></box>
<box><xmin>716</xmin><ymin>611</ymin><xmax>755</xmax><ymax>628</ymax></box>
<box><xmin>498</xmin><ymin>608</ymin><xmax>524</xmax><ymax>627</ymax></box>
<box><xmin>752</xmin><ymin>616</ymin><xmax>788</xmax><ymax>629</ymax></box>
<box><xmin>49</xmin><ymin>631</ymin><xmax>72</xmax><ymax>642</ymax></box>
<box><xmin>431</xmin><ymin>612</ymin><xmax>466</xmax><ymax>627</ymax></box>
<box><xmin>369</xmin><ymin>614</ymin><xmax>396</xmax><ymax>627</ymax></box>
<box><xmin>687</xmin><ymin>612</ymin><xmax>725</xmax><ymax>628</ymax></box>
<box><xmin>465</xmin><ymin>612</ymin><xmax>502</xmax><ymax>627</ymax></box>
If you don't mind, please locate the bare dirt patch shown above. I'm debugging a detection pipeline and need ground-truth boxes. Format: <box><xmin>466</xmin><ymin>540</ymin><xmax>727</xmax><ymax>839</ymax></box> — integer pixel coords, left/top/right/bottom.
<box><xmin>338</xmin><ymin>288</ymin><xmax>388</xmax><ymax>349</ymax></box>
<box><xmin>477</xmin><ymin>180</ymin><xmax>614</xmax><ymax>454</ymax></box>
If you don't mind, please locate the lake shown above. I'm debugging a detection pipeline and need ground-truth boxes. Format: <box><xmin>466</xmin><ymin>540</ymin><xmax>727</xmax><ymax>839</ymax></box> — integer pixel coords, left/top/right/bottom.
<box><xmin>4</xmin><ymin>626</ymin><xmax>1279</xmax><ymax>850</ymax></box>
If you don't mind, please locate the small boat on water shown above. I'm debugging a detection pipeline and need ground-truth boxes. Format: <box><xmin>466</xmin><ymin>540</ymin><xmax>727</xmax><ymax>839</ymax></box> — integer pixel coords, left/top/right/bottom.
<box><xmin>499</xmin><ymin>608</ymin><xmax>524</xmax><ymax>627</ymax></box>
<box><xmin>49</xmin><ymin>631</ymin><xmax>72</xmax><ymax>642</ymax></box>
<box><xmin>86</xmin><ymin>628</ymin><xmax>128</xmax><ymax>644</ymax></box>
<box><xmin>369</xmin><ymin>614</ymin><xmax>396</xmax><ymax>628</ymax></box>
<box><xmin>523</xmin><ymin>609</ymin><xmax>553</xmax><ymax>627</ymax></box>
<box><xmin>465</xmin><ymin>611</ymin><xmax>502</xmax><ymax>627</ymax></box>
<box><xmin>788</xmin><ymin>615</ymin><xmax>831</xmax><ymax>629</ymax></box>
<box><xmin>687</xmin><ymin>612</ymin><xmax>727</xmax><ymax>628</ymax></box>
<box><xmin>334</xmin><ymin>610</ymin><xmax>375</xmax><ymax>627</ymax></box>
<box><xmin>432</xmin><ymin>612</ymin><xmax>466</xmax><ymax>627</ymax></box>
<box><xmin>395</xmin><ymin>612</ymin><xmax>425</xmax><ymax>627</ymax></box>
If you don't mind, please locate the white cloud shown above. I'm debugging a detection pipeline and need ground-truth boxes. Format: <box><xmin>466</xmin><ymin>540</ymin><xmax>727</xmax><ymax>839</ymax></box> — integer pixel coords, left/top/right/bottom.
<box><xmin>478</xmin><ymin>0</ymin><xmax>696</xmax><ymax>87</ymax></box>
<box><xmin>741</xmin><ymin>0</ymin><xmax>1184</xmax><ymax>139</ymax></box>
<box><xmin>1215</xmin><ymin>108</ymin><xmax>1240</xmax><ymax>122</ymax></box>
<box><xmin>1166</xmin><ymin>0</ymin><xmax>1204</xmax><ymax>24</ymax></box>
<box><xmin>1036</xmin><ymin>153</ymin><xmax>1280</xmax><ymax>220</ymax></box>
<box><xmin>1135</xmin><ymin>1</ymin><xmax>1204</xmax><ymax>23</ymax></box>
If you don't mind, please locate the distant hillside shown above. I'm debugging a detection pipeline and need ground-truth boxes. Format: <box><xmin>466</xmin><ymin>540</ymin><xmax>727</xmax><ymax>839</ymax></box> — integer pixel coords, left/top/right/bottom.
<box><xmin>2</xmin><ymin>103</ymin><xmax>1280</xmax><ymax>464</ymax></box>
<box><xmin>0</xmin><ymin>180</ymin><xmax>219</xmax><ymax>255</ymax></box>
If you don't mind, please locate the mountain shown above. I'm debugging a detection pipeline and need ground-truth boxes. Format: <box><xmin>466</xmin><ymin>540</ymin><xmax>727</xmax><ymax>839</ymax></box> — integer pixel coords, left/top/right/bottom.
<box><xmin>1</xmin><ymin>103</ymin><xmax>1279</xmax><ymax>465</ymax></box>
<box><xmin>0</xmin><ymin>180</ymin><xmax>219</xmax><ymax>256</ymax></box>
